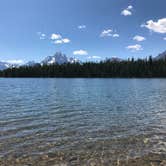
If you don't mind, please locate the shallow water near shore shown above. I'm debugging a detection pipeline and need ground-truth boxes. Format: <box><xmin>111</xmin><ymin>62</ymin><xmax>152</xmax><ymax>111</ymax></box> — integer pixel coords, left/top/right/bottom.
<box><xmin>0</xmin><ymin>78</ymin><xmax>166</xmax><ymax>165</ymax></box>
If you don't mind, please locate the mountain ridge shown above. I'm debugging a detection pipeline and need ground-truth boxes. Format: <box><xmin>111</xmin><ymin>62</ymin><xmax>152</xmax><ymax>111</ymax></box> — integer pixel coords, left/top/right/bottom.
<box><xmin>154</xmin><ymin>50</ymin><xmax>166</xmax><ymax>60</ymax></box>
<box><xmin>0</xmin><ymin>50</ymin><xmax>166</xmax><ymax>70</ymax></box>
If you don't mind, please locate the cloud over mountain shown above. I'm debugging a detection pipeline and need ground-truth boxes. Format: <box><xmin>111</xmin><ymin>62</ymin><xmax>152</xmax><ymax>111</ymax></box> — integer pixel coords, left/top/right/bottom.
<box><xmin>73</xmin><ymin>50</ymin><xmax>88</xmax><ymax>55</ymax></box>
<box><xmin>88</xmin><ymin>56</ymin><xmax>101</xmax><ymax>59</ymax></box>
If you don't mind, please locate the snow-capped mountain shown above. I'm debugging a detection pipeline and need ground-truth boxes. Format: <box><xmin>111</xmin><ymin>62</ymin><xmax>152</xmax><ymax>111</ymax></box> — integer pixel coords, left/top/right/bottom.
<box><xmin>0</xmin><ymin>62</ymin><xmax>10</xmax><ymax>70</ymax></box>
<box><xmin>0</xmin><ymin>62</ymin><xmax>19</xmax><ymax>70</ymax></box>
<box><xmin>41</xmin><ymin>52</ymin><xmax>79</xmax><ymax>65</ymax></box>
<box><xmin>1</xmin><ymin>50</ymin><xmax>165</xmax><ymax>71</ymax></box>
<box><xmin>41</xmin><ymin>52</ymin><xmax>68</xmax><ymax>65</ymax></box>
<box><xmin>0</xmin><ymin>52</ymin><xmax>79</xmax><ymax>70</ymax></box>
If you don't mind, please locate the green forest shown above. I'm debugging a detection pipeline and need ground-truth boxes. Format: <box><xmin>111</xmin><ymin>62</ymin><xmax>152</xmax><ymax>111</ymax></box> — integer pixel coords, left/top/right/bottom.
<box><xmin>1</xmin><ymin>57</ymin><xmax>166</xmax><ymax>78</ymax></box>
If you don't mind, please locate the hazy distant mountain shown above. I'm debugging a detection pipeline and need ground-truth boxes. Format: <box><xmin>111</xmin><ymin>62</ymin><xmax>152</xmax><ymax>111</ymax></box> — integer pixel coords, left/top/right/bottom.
<box><xmin>68</xmin><ymin>57</ymin><xmax>80</xmax><ymax>64</ymax></box>
<box><xmin>41</xmin><ymin>52</ymin><xmax>79</xmax><ymax>65</ymax></box>
<box><xmin>154</xmin><ymin>50</ymin><xmax>166</xmax><ymax>60</ymax></box>
<box><xmin>24</xmin><ymin>61</ymin><xmax>39</xmax><ymax>67</ymax></box>
<box><xmin>105</xmin><ymin>57</ymin><xmax>123</xmax><ymax>62</ymax></box>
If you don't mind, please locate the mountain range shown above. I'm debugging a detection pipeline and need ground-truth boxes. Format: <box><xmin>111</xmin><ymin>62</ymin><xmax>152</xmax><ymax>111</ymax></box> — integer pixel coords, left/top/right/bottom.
<box><xmin>0</xmin><ymin>62</ymin><xmax>20</xmax><ymax>71</ymax></box>
<box><xmin>0</xmin><ymin>52</ymin><xmax>79</xmax><ymax>70</ymax></box>
<box><xmin>0</xmin><ymin>50</ymin><xmax>166</xmax><ymax>70</ymax></box>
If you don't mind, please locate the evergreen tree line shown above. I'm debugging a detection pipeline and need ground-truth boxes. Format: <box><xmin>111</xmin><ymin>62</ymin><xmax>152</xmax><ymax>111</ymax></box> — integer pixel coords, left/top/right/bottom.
<box><xmin>1</xmin><ymin>57</ymin><xmax>166</xmax><ymax>78</ymax></box>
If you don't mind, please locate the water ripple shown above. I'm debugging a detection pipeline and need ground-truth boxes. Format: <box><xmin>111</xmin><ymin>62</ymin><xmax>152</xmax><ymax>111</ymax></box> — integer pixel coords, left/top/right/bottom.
<box><xmin>0</xmin><ymin>78</ymin><xmax>166</xmax><ymax>165</ymax></box>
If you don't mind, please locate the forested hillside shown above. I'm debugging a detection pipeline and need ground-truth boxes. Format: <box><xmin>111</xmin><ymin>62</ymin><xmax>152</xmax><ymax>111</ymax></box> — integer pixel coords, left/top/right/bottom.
<box><xmin>1</xmin><ymin>57</ymin><xmax>166</xmax><ymax>78</ymax></box>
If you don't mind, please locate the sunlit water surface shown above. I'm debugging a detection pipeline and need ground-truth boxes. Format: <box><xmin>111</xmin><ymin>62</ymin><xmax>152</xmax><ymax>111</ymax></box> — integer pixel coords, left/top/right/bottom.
<box><xmin>0</xmin><ymin>78</ymin><xmax>166</xmax><ymax>165</ymax></box>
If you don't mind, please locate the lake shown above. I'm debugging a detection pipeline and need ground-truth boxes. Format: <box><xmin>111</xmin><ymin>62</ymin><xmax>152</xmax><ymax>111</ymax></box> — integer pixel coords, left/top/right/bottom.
<box><xmin>0</xmin><ymin>78</ymin><xmax>166</xmax><ymax>165</ymax></box>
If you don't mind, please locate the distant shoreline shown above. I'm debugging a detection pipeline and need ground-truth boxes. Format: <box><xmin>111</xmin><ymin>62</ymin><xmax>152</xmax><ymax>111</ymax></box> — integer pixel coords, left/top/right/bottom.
<box><xmin>1</xmin><ymin>58</ymin><xmax>166</xmax><ymax>78</ymax></box>
<box><xmin>1</xmin><ymin>76</ymin><xmax>166</xmax><ymax>78</ymax></box>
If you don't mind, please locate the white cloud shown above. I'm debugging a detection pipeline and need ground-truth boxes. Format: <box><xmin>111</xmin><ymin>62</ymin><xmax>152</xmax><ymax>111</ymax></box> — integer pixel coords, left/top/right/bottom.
<box><xmin>51</xmin><ymin>33</ymin><xmax>62</xmax><ymax>40</ymax></box>
<box><xmin>51</xmin><ymin>33</ymin><xmax>70</xmax><ymax>44</ymax></box>
<box><xmin>127</xmin><ymin>5</ymin><xmax>133</xmax><ymax>10</ymax></box>
<box><xmin>121</xmin><ymin>5</ymin><xmax>133</xmax><ymax>16</ymax></box>
<box><xmin>54</xmin><ymin>40</ymin><xmax>63</xmax><ymax>44</ymax></box>
<box><xmin>40</xmin><ymin>34</ymin><xmax>46</xmax><ymax>40</ymax></box>
<box><xmin>112</xmin><ymin>34</ymin><xmax>120</xmax><ymax>38</ymax></box>
<box><xmin>73</xmin><ymin>50</ymin><xmax>88</xmax><ymax>55</ymax></box>
<box><xmin>88</xmin><ymin>56</ymin><xmax>101</xmax><ymax>59</ymax></box>
<box><xmin>141</xmin><ymin>18</ymin><xmax>166</xmax><ymax>34</ymax></box>
<box><xmin>41</xmin><ymin>34</ymin><xmax>45</xmax><ymax>36</ymax></box>
<box><xmin>100</xmin><ymin>29</ymin><xmax>120</xmax><ymax>38</ymax></box>
<box><xmin>100</xmin><ymin>29</ymin><xmax>113</xmax><ymax>37</ymax></box>
<box><xmin>37</xmin><ymin>32</ymin><xmax>46</xmax><ymax>40</ymax></box>
<box><xmin>164</xmin><ymin>37</ymin><xmax>166</xmax><ymax>40</ymax></box>
<box><xmin>121</xmin><ymin>10</ymin><xmax>132</xmax><ymax>16</ymax></box>
<box><xmin>54</xmin><ymin>38</ymin><xmax>70</xmax><ymax>44</ymax></box>
<box><xmin>126</xmin><ymin>44</ymin><xmax>143</xmax><ymax>51</ymax></box>
<box><xmin>133</xmin><ymin>35</ymin><xmax>146</xmax><ymax>42</ymax></box>
<box><xmin>62</xmin><ymin>38</ymin><xmax>70</xmax><ymax>43</ymax></box>
<box><xmin>6</xmin><ymin>60</ymin><xmax>24</xmax><ymax>64</ymax></box>
<box><xmin>78</xmin><ymin>25</ymin><xmax>86</xmax><ymax>29</ymax></box>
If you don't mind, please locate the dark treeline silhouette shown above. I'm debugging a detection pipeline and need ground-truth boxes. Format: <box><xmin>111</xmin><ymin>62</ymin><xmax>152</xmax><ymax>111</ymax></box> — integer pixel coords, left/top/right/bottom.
<box><xmin>1</xmin><ymin>57</ymin><xmax>166</xmax><ymax>78</ymax></box>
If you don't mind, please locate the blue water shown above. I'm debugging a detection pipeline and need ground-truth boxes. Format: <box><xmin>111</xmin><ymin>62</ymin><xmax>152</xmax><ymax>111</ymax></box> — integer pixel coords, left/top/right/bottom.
<box><xmin>0</xmin><ymin>78</ymin><xmax>166</xmax><ymax>164</ymax></box>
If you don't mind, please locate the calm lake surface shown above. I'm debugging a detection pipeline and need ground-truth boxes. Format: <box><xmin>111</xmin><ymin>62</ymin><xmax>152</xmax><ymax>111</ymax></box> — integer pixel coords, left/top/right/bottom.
<box><xmin>0</xmin><ymin>78</ymin><xmax>166</xmax><ymax>165</ymax></box>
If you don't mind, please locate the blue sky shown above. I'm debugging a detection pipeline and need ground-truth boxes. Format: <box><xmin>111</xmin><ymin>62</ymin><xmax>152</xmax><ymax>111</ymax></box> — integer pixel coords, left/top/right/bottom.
<box><xmin>0</xmin><ymin>0</ymin><xmax>166</xmax><ymax>63</ymax></box>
